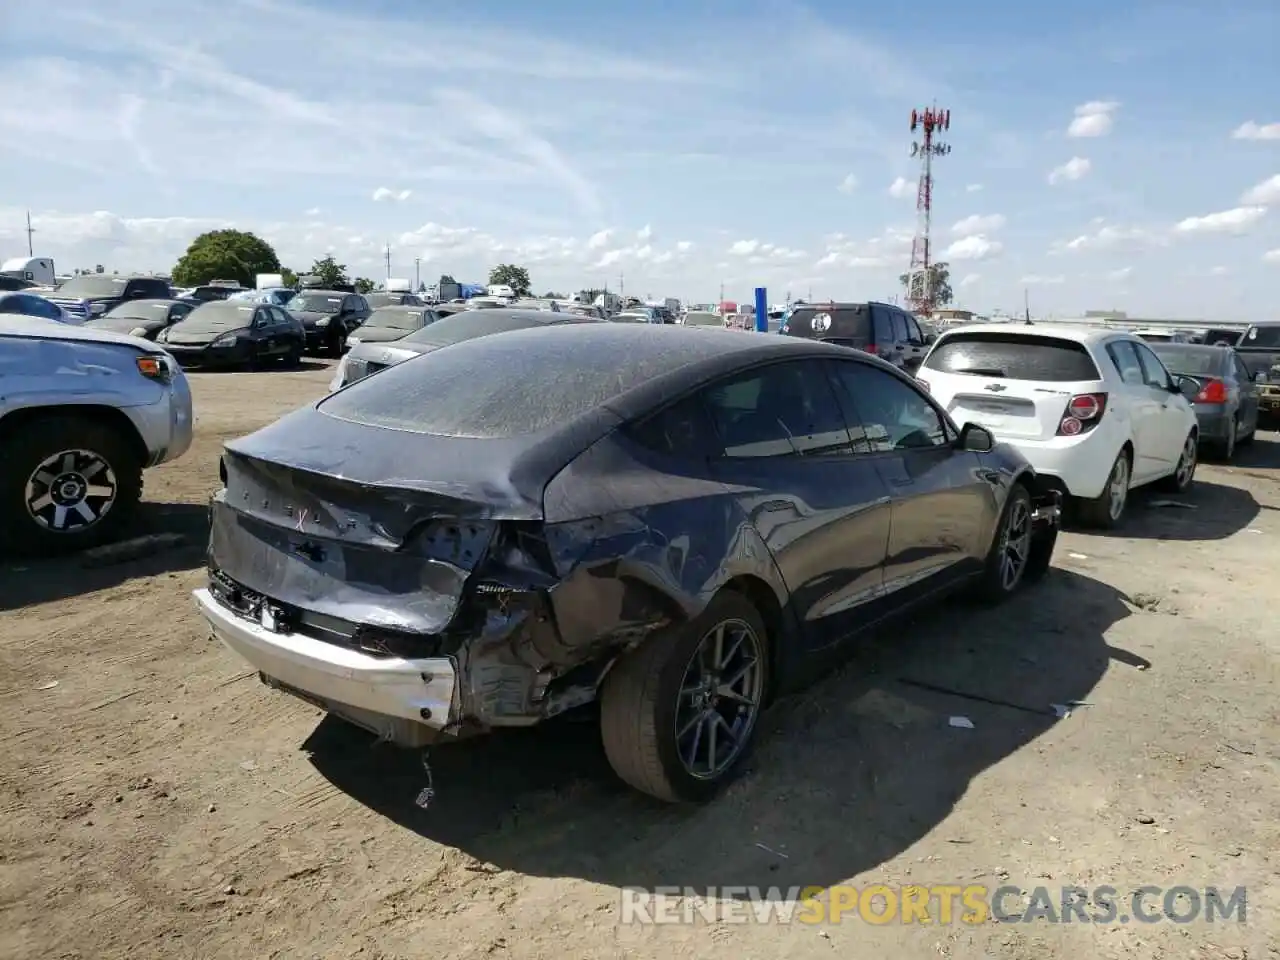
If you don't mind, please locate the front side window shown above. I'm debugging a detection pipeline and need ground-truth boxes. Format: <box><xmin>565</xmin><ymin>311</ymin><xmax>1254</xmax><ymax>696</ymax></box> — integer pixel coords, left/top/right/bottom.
<box><xmin>830</xmin><ymin>361</ymin><xmax>949</xmax><ymax>451</ymax></box>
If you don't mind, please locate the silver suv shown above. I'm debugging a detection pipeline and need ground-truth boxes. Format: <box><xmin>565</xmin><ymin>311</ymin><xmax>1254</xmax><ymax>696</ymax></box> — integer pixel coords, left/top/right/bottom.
<box><xmin>0</xmin><ymin>317</ymin><xmax>194</xmax><ymax>555</ymax></box>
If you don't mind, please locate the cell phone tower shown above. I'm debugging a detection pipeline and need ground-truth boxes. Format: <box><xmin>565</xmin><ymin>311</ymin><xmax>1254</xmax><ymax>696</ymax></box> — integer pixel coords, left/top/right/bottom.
<box><xmin>904</xmin><ymin>105</ymin><xmax>952</xmax><ymax>316</ymax></box>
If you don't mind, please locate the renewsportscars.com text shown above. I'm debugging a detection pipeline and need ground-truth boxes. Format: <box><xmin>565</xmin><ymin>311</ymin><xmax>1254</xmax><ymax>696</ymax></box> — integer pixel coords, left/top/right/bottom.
<box><xmin>619</xmin><ymin>884</ymin><xmax>1247</xmax><ymax>926</ymax></box>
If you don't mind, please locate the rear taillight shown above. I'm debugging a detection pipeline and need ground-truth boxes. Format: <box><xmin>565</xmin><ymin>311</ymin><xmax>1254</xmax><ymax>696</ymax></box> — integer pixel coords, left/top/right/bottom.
<box><xmin>864</xmin><ymin>344</ymin><xmax>878</xmax><ymax>355</ymax></box>
<box><xmin>1194</xmin><ymin>378</ymin><xmax>1228</xmax><ymax>404</ymax></box>
<box><xmin>1057</xmin><ymin>392</ymin><xmax>1108</xmax><ymax>437</ymax></box>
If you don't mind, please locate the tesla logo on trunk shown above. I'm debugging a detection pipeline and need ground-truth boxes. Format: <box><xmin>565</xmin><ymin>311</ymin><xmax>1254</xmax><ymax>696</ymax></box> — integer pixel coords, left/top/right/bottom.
<box><xmin>984</xmin><ymin>383</ymin><xmax>1007</xmax><ymax>392</ymax></box>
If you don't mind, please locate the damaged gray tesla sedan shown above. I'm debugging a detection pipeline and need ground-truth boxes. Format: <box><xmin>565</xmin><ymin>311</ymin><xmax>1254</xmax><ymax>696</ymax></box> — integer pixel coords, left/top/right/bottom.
<box><xmin>194</xmin><ymin>323</ymin><xmax>1062</xmax><ymax>803</ymax></box>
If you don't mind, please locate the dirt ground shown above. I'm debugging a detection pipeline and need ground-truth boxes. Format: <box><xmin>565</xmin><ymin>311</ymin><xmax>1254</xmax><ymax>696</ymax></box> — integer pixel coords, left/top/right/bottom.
<box><xmin>2</xmin><ymin>361</ymin><xmax>1278</xmax><ymax>960</ymax></box>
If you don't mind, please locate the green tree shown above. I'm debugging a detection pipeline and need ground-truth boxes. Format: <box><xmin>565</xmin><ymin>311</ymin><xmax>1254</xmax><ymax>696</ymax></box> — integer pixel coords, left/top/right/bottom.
<box><xmin>308</xmin><ymin>256</ymin><xmax>350</xmax><ymax>288</ymax></box>
<box><xmin>354</xmin><ymin>277</ymin><xmax>377</xmax><ymax>294</ymax></box>
<box><xmin>488</xmin><ymin>263</ymin><xmax>532</xmax><ymax>297</ymax></box>
<box><xmin>542</xmin><ymin>290</ymin><xmax>567</xmax><ymax>299</ymax></box>
<box><xmin>281</xmin><ymin>267</ymin><xmax>299</xmax><ymax>287</ymax></box>
<box><xmin>898</xmin><ymin>262</ymin><xmax>954</xmax><ymax>309</ymax></box>
<box><xmin>578</xmin><ymin>288</ymin><xmax>604</xmax><ymax>304</ymax></box>
<box><xmin>171</xmin><ymin>229</ymin><xmax>282</xmax><ymax>289</ymax></box>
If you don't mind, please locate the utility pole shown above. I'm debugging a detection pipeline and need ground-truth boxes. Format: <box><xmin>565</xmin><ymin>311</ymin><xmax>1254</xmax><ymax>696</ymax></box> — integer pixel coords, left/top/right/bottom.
<box><xmin>619</xmin><ymin>271</ymin><xmax>625</xmax><ymax>299</ymax></box>
<box><xmin>719</xmin><ymin>281</ymin><xmax>724</xmax><ymax>304</ymax></box>
<box><xmin>25</xmin><ymin>210</ymin><xmax>35</xmax><ymax>256</ymax></box>
<box><xmin>384</xmin><ymin>243</ymin><xmax>392</xmax><ymax>280</ymax></box>
<box><xmin>414</xmin><ymin>258</ymin><xmax>421</xmax><ymax>291</ymax></box>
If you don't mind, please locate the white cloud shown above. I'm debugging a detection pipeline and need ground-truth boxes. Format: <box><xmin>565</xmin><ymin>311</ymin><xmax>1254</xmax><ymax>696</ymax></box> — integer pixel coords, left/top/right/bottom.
<box><xmin>1232</xmin><ymin>121</ymin><xmax>1280</xmax><ymax>141</ymax></box>
<box><xmin>888</xmin><ymin>176</ymin><xmax>914</xmax><ymax>199</ymax></box>
<box><xmin>1264</xmin><ymin>249</ymin><xmax>1280</xmax><ymax>264</ymax></box>
<box><xmin>1174</xmin><ymin>207</ymin><xmax>1267</xmax><ymax>235</ymax></box>
<box><xmin>1209</xmin><ymin>266</ymin><xmax>1231</xmax><ymax>276</ymax></box>
<box><xmin>1053</xmin><ymin>223</ymin><xmax>1165</xmax><ymax>252</ymax></box>
<box><xmin>676</xmin><ymin>240</ymin><xmax>693</xmax><ymax>252</ymax></box>
<box><xmin>636</xmin><ymin>224</ymin><xmax>653</xmax><ymax>241</ymax></box>
<box><xmin>304</xmin><ymin>207</ymin><xmax>321</xmax><ymax>216</ymax></box>
<box><xmin>951</xmin><ymin>214</ymin><xmax>1006</xmax><ymax>238</ymax></box>
<box><xmin>965</xmin><ymin>183</ymin><xmax>983</xmax><ymax>193</ymax></box>
<box><xmin>1240</xmin><ymin>174</ymin><xmax>1280</xmax><ymax>206</ymax></box>
<box><xmin>372</xmin><ymin>187</ymin><xmax>412</xmax><ymax>202</ymax></box>
<box><xmin>837</xmin><ymin>173</ymin><xmax>858</xmax><ymax>194</ymax></box>
<box><xmin>814</xmin><ymin>226</ymin><xmax>913</xmax><ymax>270</ymax></box>
<box><xmin>1047</xmin><ymin>157</ymin><xmax>1091</xmax><ymax>185</ymax></box>
<box><xmin>586</xmin><ymin>229</ymin><xmax>613</xmax><ymax>250</ymax></box>
<box><xmin>958</xmin><ymin>273</ymin><xmax>980</xmax><ymax>288</ymax></box>
<box><xmin>727</xmin><ymin>239</ymin><xmax>805</xmax><ymax>261</ymax></box>
<box><xmin>1106</xmin><ymin>266</ymin><xmax>1132</xmax><ymax>281</ymax></box>
<box><xmin>1020</xmin><ymin>274</ymin><xmax>1066</xmax><ymax>285</ymax></box>
<box><xmin>943</xmin><ymin>235</ymin><xmax>1003</xmax><ymax>261</ymax></box>
<box><xmin>1067</xmin><ymin>101</ymin><xmax>1119</xmax><ymax>138</ymax></box>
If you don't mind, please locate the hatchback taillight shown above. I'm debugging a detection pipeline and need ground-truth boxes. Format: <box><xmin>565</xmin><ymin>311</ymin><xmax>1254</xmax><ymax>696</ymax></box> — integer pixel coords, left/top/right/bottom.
<box><xmin>1194</xmin><ymin>379</ymin><xmax>1227</xmax><ymax>404</ymax></box>
<box><xmin>1057</xmin><ymin>392</ymin><xmax>1108</xmax><ymax>436</ymax></box>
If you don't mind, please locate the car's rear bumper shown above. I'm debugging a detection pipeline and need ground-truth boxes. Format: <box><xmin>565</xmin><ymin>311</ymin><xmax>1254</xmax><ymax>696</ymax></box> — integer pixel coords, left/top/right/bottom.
<box><xmin>1194</xmin><ymin>406</ymin><xmax>1234</xmax><ymax>442</ymax></box>
<box><xmin>994</xmin><ymin>429</ymin><xmax>1119</xmax><ymax>501</ymax></box>
<box><xmin>193</xmin><ymin>587</ymin><xmax>458</xmax><ymax>747</ymax></box>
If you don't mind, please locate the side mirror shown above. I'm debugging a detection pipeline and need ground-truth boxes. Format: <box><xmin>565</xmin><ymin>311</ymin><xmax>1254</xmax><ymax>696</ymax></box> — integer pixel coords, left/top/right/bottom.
<box><xmin>957</xmin><ymin>422</ymin><xmax>995</xmax><ymax>453</ymax></box>
<box><xmin>1171</xmin><ymin>375</ymin><xmax>1199</xmax><ymax>400</ymax></box>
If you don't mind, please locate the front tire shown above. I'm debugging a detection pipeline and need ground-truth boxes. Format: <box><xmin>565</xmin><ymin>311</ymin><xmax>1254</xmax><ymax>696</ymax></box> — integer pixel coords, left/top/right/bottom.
<box><xmin>976</xmin><ymin>483</ymin><xmax>1039</xmax><ymax>601</ymax></box>
<box><xmin>0</xmin><ymin>416</ymin><xmax>143</xmax><ymax>557</ymax></box>
<box><xmin>600</xmin><ymin>590</ymin><xmax>769</xmax><ymax>803</ymax></box>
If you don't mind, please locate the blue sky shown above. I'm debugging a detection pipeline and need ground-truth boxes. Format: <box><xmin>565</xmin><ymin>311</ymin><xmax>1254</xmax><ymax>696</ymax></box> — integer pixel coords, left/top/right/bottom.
<box><xmin>1</xmin><ymin>0</ymin><xmax>1278</xmax><ymax>316</ymax></box>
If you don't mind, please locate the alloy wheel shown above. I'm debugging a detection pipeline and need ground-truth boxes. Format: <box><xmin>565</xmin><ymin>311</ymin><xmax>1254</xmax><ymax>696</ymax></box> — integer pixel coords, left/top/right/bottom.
<box><xmin>674</xmin><ymin>618</ymin><xmax>765</xmax><ymax>780</ymax></box>
<box><xmin>999</xmin><ymin>496</ymin><xmax>1033</xmax><ymax>591</ymax></box>
<box><xmin>1176</xmin><ymin>436</ymin><xmax>1197</xmax><ymax>487</ymax></box>
<box><xmin>1108</xmin><ymin>456</ymin><xmax>1130</xmax><ymax>521</ymax></box>
<box><xmin>24</xmin><ymin>449</ymin><xmax>118</xmax><ymax>532</ymax></box>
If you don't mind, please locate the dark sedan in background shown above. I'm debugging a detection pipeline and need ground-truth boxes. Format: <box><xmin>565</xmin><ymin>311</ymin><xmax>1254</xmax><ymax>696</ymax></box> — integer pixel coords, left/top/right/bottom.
<box><xmin>87</xmin><ymin>298</ymin><xmax>195</xmax><ymax>340</ymax></box>
<box><xmin>157</xmin><ymin>300</ymin><xmax>305</xmax><ymax>368</ymax></box>
<box><xmin>286</xmin><ymin>290</ymin><xmax>370</xmax><ymax>356</ymax></box>
<box><xmin>331</xmin><ymin>307</ymin><xmax>594</xmax><ymax>390</ymax></box>
<box><xmin>196</xmin><ymin>324</ymin><xmax>1061</xmax><ymax>804</ymax></box>
<box><xmin>1150</xmin><ymin>342</ymin><xmax>1260</xmax><ymax>460</ymax></box>
<box><xmin>345</xmin><ymin>306</ymin><xmax>441</xmax><ymax>347</ymax></box>
<box><xmin>364</xmin><ymin>291</ymin><xmax>424</xmax><ymax>308</ymax></box>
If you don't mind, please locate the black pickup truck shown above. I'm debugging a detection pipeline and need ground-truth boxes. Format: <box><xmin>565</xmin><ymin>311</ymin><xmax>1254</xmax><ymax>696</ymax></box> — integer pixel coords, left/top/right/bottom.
<box><xmin>1236</xmin><ymin>321</ymin><xmax>1280</xmax><ymax>422</ymax></box>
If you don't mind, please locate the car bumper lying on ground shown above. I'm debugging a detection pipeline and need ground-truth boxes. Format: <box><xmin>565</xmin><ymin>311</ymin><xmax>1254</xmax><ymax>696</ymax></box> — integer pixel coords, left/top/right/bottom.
<box><xmin>193</xmin><ymin>586</ymin><xmax>458</xmax><ymax>747</ymax></box>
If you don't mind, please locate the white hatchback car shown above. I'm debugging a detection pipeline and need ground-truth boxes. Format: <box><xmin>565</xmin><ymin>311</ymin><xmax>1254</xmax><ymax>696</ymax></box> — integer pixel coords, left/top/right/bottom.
<box><xmin>916</xmin><ymin>324</ymin><xmax>1199</xmax><ymax>527</ymax></box>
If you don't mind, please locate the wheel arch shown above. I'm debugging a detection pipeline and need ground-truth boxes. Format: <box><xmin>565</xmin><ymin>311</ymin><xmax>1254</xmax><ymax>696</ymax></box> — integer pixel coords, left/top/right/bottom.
<box><xmin>0</xmin><ymin>404</ymin><xmax>148</xmax><ymax>468</ymax></box>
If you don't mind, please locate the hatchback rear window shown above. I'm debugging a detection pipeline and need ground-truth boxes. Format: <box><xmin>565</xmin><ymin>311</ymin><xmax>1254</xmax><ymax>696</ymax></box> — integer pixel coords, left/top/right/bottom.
<box><xmin>782</xmin><ymin>307</ymin><xmax>870</xmax><ymax>340</ymax></box>
<box><xmin>925</xmin><ymin>332</ymin><xmax>1100</xmax><ymax>382</ymax></box>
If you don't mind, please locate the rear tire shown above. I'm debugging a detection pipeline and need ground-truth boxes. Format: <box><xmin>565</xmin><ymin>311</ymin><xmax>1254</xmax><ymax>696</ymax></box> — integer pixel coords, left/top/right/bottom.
<box><xmin>0</xmin><ymin>416</ymin><xmax>143</xmax><ymax>557</ymax></box>
<box><xmin>1157</xmin><ymin>431</ymin><xmax>1198</xmax><ymax>493</ymax></box>
<box><xmin>599</xmin><ymin>590</ymin><xmax>769</xmax><ymax>803</ymax></box>
<box><xmin>327</xmin><ymin>326</ymin><xmax>346</xmax><ymax>358</ymax></box>
<box><xmin>281</xmin><ymin>342</ymin><xmax>303</xmax><ymax>368</ymax></box>
<box><xmin>1077</xmin><ymin>448</ymin><xmax>1131</xmax><ymax>529</ymax></box>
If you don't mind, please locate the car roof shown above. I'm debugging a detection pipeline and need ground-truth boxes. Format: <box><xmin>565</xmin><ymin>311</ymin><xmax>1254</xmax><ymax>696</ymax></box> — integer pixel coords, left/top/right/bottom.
<box><xmin>937</xmin><ymin>323</ymin><xmax>1130</xmax><ymax>345</ymax></box>
<box><xmin>0</xmin><ymin>315</ymin><xmax>162</xmax><ymax>347</ymax></box>
<box><xmin>1147</xmin><ymin>341</ymin><xmax>1231</xmax><ymax>356</ymax></box>
<box><xmin>121</xmin><ymin>298</ymin><xmax>181</xmax><ymax>306</ymax></box>
<box><xmin>292</xmin><ymin>289</ymin><xmax>350</xmax><ymax>297</ymax></box>
<box><xmin>369</xmin><ymin>304</ymin><xmax>429</xmax><ymax>314</ymax></box>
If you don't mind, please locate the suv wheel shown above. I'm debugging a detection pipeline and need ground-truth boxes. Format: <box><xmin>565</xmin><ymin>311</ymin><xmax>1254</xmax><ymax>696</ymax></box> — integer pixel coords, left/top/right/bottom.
<box><xmin>0</xmin><ymin>416</ymin><xmax>143</xmax><ymax>556</ymax></box>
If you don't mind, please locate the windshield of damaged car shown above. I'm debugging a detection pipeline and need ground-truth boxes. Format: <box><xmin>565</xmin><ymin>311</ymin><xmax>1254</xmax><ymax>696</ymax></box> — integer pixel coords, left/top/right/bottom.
<box><xmin>101</xmin><ymin>300</ymin><xmax>170</xmax><ymax>321</ymax></box>
<box><xmin>289</xmin><ymin>294</ymin><xmax>343</xmax><ymax>314</ymax></box>
<box><xmin>320</xmin><ymin>327</ymin><xmax>689</xmax><ymax>438</ymax></box>
<box><xmin>176</xmin><ymin>301</ymin><xmax>256</xmax><ymax>332</ymax></box>
<box><xmin>401</xmin><ymin>310</ymin><xmax>552</xmax><ymax>347</ymax></box>
<box><xmin>364</xmin><ymin>307</ymin><xmax>428</xmax><ymax>331</ymax></box>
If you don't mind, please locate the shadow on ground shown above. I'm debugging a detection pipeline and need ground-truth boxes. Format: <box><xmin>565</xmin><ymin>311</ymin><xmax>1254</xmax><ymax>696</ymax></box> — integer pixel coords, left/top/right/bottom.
<box><xmin>305</xmin><ymin>569</ymin><xmax>1136</xmax><ymax>895</ymax></box>
<box><xmin>1228</xmin><ymin>431</ymin><xmax>1280</xmax><ymax>474</ymax></box>
<box><xmin>1080</xmin><ymin>480</ymin><xmax>1261</xmax><ymax>541</ymax></box>
<box><xmin>0</xmin><ymin>501</ymin><xmax>208</xmax><ymax>611</ymax></box>
<box><xmin>182</xmin><ymin>359</ymin><xmax>331</xmax><ymax>374</ymax></box>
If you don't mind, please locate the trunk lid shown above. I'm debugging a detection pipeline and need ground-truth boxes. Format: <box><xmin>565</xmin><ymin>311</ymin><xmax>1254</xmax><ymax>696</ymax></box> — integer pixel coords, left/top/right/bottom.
<box><xmin>920</xmin><ymin>329</ymin><xmax>1104</xmax><ymax>441</ymax></box>
<box><xmin>938</xmin><ymin>380</ymin><xmax>1078</xmax><ymax>440</ymax></box>
<box><xmin>209</xmin><ymin>406</ymin><xmax>551</xmax><ymax>635</ymax></box>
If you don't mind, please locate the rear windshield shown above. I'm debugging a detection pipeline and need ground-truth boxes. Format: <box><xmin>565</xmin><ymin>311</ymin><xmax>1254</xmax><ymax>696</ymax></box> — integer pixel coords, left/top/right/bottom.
<box><xmin>290</xmin><ymin>293</ymin><xmax>344</xmax><ymax>313</ymax></box>
<box><xmin>402</xmin><ymin>311</ymin><xmax>551</xmax><ymax>346</ymax></box>
<box><xmin>1150</xmin><ymin>347</ymin><xmax>1226</xmax><ymax>377</ymax></box>
<box><xmin>55</xmin><ymin>276</ymin><xmax>129</xmax><ymax>299</ymax></box>
<box><xmin>782</xmin><ymin>306</ymin><xmax>869</xmax><ymax>339</ymax></box>
<box><xmin>925</xmin><ymin>332</ymin><xmax>1100</xmax><ymax>381</ymax></box>
<box><xmin>320</xmin><ymin>326</ymin><xmax>686</xmax><ymax>438</ymax></box>
<box><xmin>1242</xmin><ymin>325</ymin><xmax>1280</xmax><ymax>349</ymax></box>
<box><xmin>365</xmin><ymin>307</ymin><xmax>427</xmax><ymax>330</ymax></box>
<box><xmin>104</xmin><ymin>301</ymin><xmax>169</xmax><ymax>320</ymax></box>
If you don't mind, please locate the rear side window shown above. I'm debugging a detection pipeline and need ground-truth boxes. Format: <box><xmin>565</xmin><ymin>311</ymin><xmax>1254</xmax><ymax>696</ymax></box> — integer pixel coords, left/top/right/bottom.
<box><xmin>1242</xmin><ymin>325</ymin><xmax>1280</xmax><ymax>348</ymax></box>
<box><xmin>626</xmin><ymin>396</ymin><xmax>722</xmax><ymax>457</ymax></box>
<box><xmin>925</xmin><ymin>332</ymin><xmax>1100</xmax><ymax>382</ymax></box>
<box><xmin>1106</xmin><ymin>341</ymin><xmax>1145</xmax><ymax>386</ymax></box>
